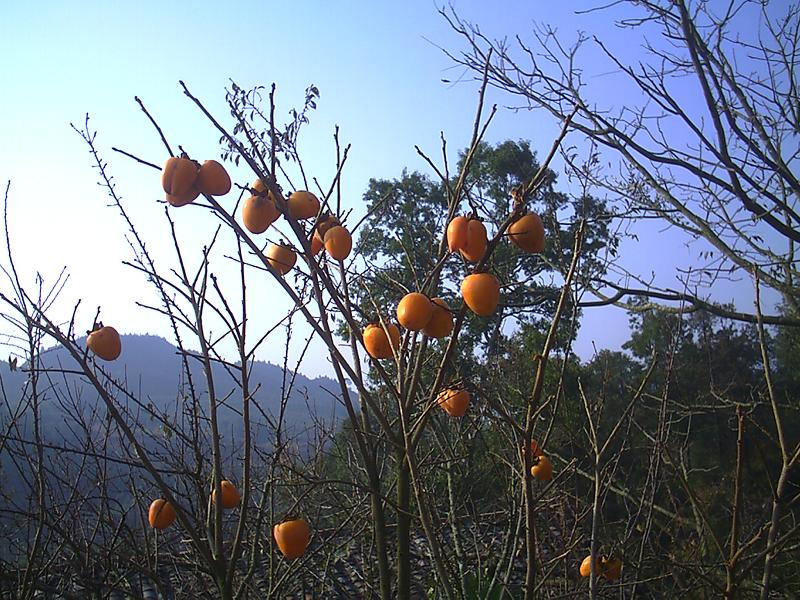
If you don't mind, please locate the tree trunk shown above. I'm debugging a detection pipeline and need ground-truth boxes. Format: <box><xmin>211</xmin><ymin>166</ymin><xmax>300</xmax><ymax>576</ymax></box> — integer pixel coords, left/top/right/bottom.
<box><xmin>397</xmin><ymin>452</ymin><xmax>412</xmax><ymax>600</ymax></box>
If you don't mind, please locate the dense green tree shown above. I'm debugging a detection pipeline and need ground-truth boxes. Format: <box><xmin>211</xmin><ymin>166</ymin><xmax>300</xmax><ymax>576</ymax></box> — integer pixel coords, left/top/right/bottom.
<box><xmin>775</xmin><ymin>304</ymin><xmax>800</xmax><ymax>392</ymax></box>
<box><xmin>354</xmin><ymin>140</ymin><xmax>613</xmax><ymax>368</ymax></box>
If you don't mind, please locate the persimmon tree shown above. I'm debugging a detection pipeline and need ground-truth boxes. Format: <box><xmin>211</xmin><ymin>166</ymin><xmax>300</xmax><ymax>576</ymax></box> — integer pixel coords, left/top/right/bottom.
<box><xmin>332</xmin><ymin>138</ymin><xmax>617</xmax><ymax>597</ymax></box>
<box><xmin>0</xmin><ymin>59</ymin><xmax>600</xmax><ymax>600</ymax></box>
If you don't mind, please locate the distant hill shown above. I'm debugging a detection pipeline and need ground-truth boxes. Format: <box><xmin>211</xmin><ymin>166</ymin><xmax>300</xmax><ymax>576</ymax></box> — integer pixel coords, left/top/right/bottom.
<box><xmin>0</xmin><ymin>334</ymin><xmax>348</xmax><ymax>448</ymax></box>
<box><xmin>0</xmin><ymin>334</ymin><xmax>351</xmax><ymax>559</ymax></box>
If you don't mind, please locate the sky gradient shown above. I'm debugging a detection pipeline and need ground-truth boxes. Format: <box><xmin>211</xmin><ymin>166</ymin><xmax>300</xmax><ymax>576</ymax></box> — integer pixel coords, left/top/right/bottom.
<box><xmin>0</xmin><ymin>1</ymin><xmax>768</xmax><ymax>376</ymax></box>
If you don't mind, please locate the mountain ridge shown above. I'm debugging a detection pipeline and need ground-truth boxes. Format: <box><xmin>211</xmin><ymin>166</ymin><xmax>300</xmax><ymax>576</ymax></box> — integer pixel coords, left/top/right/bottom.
<box><xmin>1</xmin><ymin>333</ymin><xmax>347</xmax><ymax>445</ymax></box>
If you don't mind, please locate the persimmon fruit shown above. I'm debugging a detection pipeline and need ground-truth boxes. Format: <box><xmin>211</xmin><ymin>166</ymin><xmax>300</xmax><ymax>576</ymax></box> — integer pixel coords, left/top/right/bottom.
<box><xmin>274</xmin><ymin>518</ymin><xmax>311</xmax><ymax>559</ymax></box>
<box><xmin>363</xmin><ymin>323</ymin><xmax>400</xmax><ymax>359</ymax></box>
<box><xmin>211</xmin><ymin>480</ymin><xmax>241</xmax><ymax>509</ymax></box>
<box><xmin>461</xmin><ymin>273</ymin><xmax>500</xmax><ymax>316</ymax></box>
<box><xmin>323</xmin><ymin>226</ymin><xmax>352</xmax><ymax>261</ymax></box>
<box><xmin>196</xmin><ymin>160</ymin><xmax>231</xmax><ymax>196</ymax></box>
<box><xmin>265</xmin><ymin>243</ymin><xmax>297</xmax><ymax>275</ymax></box>
<box><xmin>309</xmin><ymin>234</ymin><xmax>324</xmax><ymax>256</ymax></box>
<box><xmin>423</xmin><ymin>298</ymin><xmax>453</xmax><ymax>338</ymax></box>
<box><xmin>148</xmin><ymin>499</ymin><xmax>176</xmax><ymax>530</ymax></box>
<box><xmin>602</xmin><ymin>556</ymin><xmax>622</xmax><ymax>580</ymax></box>
<box><xmin>437</xmin><ymin>387</ymin><xmax>470</xmax><ymax>417</ymax></box>
<box><xmin>579</xmin><ymin>554</ymin><xmax>622</xmax><ymax>580</ymax></box>
<box><xmin>447</xmin><ymin>215</ymin><xmax>469</xmax><ymax>252</ymax></box>
<box><xmin>166</xmin><ymin>187</ymin><xmax>200</xmax><ymax>207</ymax></box>
<box><xmin>314</xmin><ymin>214</ymin><xmax>340</xmax><ymax>243</ymax></box>
<box><xmin>87</xmin><ymin>326</ymin><xmax>122</xmax><ymax>361</ymax></box>
<box><xmin>397</xmin><ymin>292</ymin><xmax>433</xmax><ymax>331</ymax></box>
<box><xmin>287</xmin><ymin>191</ymin><xmax>320</xmax><ymax>220</ymax></box>
<box><xmin>530</xmin><ymin>455</ymin><xmax>553</xmax><ymax>481</ymax></box>
<box><xmin>509</xmin><ymin>213</ymin><xmax>545</xmax><ymax>253</ymax></box>
<box><xmin>459</xmin><ymin>219</ymin><xmax>488</xmax><ymax>263</ymax></box>
<box><xmin>243</xmin><ymin>194</ymin><xmax>279</xmax><ymax>234</ymax></box>
<box><xmin>579</xmin><ymin>555</ymin><xmax>595</xmax><ymax>578</ymax></box>
<box><xmin>162</xmin><ymin>157</ymin><xmax>198</xmax><ymax>196</ymax></box>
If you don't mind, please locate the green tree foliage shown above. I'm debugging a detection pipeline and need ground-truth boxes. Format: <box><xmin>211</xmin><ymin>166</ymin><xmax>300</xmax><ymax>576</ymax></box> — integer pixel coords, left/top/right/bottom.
<box><xmin>775</xmin><ymin>304</ymin><xmax>800</xmax><ymax>391</ymax></box>
<box><xmin>354</xmin><ymin>140</ymin><xmax>613</xmax><ymax>364</ymax></box>
<box><xmin>617</xmin><ymin>308</ymin><xmax>800</xmax><ymax>547</ymax></box>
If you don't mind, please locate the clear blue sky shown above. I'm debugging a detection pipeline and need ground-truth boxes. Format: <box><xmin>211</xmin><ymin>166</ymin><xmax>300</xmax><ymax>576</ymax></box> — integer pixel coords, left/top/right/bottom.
<box><xmin>0</xmin><ymin>1</ymin><xmax>765</xmax><ymax>376</ymax></box>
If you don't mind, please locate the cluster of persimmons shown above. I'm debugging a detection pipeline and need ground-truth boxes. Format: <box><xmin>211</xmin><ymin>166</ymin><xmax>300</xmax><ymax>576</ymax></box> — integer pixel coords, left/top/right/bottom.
<box><xmin>84</xmin><ymin>156</ymin><xmax>315</xmax><ymax>560</ymax></box>
<box><xmin>82</xmin><ymin>154</ymin><xmax>620</xmax><ymax>576</ymax></box>
<box><xmin>362</xmin><ymin>209</ymin><xmax>545</xmax><ymax>420</ymax></box>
